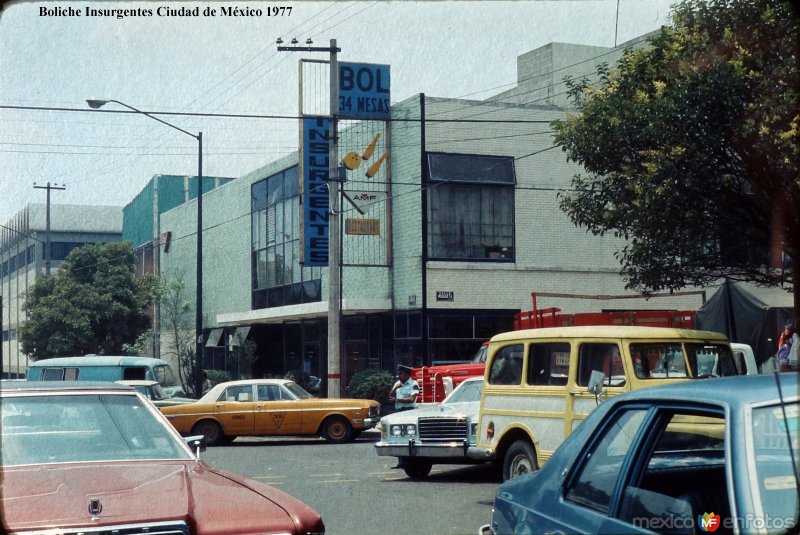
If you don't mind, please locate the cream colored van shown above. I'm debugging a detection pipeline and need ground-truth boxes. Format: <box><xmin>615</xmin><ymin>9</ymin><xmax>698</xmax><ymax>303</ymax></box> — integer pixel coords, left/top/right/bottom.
<box><xmin>467</xmin><ymin>326</ymin><xmax>737</xmax><ymax>480</ymax></box>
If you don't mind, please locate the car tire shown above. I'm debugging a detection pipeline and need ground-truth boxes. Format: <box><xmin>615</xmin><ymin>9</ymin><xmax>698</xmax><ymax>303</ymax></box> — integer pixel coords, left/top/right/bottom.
<box><xmin>322</xmin><ymin>416</ymin><xmax>353</xmax><ymax>443</ymax></box>
<box><xmin>403</xmin><ymin>459</ymin><xmax>433</xmax><ymax>478</ymax></box>
<box><xmin>503</xmin><ymin>440</ymin><xmax>537</xmax><ymax>481</ymax></box>
<box><xmin>192</xmin><ymin>420</ymin><xmax>223</xmax><ymax>446</ymax></box>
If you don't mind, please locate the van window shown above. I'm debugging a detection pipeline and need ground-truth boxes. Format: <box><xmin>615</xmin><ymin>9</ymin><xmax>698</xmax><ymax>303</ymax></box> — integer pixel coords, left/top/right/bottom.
<box><xmin>488</xmin><ymin>344</ymin><xmax>524</xmax><ymax>385</ymax></box>
<box><xmin>578</xmin><ymin>344</ymin><xmax>625</xmax><ymax>387</ymax></box>
<box><xmin>685</xmin><ymin>343</ymin><xmax>737</xmax><ymax>377</ymax></box>
<box><xmin>630</xmin><ymin>343</ymin><xmax>687</xmax><ymax>379</ymax></box>
<box><xmin>40</xmin><ymin>368</ymin><xmax>80</xmax><ymax>381</ymax></box>
<box><xmin>528</xmin><ymin>343</ymin><xmax>570</xmax><ymax>386</ymax></box>
<box><xmin>123</xmin><ymin>368</ymin><xmax>146</xmax><ymax>381</ymax></box>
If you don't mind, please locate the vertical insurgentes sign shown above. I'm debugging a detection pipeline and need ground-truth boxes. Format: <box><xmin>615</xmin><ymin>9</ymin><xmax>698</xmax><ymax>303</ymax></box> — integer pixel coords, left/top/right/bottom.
<box><xmin>302</xmin><ymin>116</ymin><xmax>331</xmax><ymax>266</ymax></box>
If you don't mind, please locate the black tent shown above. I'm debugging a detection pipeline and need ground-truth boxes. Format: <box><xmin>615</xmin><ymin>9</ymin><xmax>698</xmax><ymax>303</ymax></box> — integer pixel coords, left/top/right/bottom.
<box><xmin>695</xmin><ymin>281</ymin><xmax>794</xmax><ymax>365</ymax></box>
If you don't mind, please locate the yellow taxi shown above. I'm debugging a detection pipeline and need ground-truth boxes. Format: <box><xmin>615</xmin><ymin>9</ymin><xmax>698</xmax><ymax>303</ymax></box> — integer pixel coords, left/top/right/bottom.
<box><xmin>160</xmin><ymin>379</ymin><xmax>379</xmax><ymax>445</ymax></box>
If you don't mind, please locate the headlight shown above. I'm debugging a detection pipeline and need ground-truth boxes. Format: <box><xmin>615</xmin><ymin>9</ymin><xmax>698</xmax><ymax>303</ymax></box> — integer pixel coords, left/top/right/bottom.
<box><xmin>389</xmin><ymin>424</ymin><xmax>416</xmax><ymax>436</ymax></box>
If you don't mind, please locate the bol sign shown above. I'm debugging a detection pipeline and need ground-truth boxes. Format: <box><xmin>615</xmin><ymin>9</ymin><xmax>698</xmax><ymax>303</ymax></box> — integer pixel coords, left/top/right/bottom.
<box><xmin>339</xmin><ymin>62</ymin><xmax>390</xmax><ymax>120</ymax></box>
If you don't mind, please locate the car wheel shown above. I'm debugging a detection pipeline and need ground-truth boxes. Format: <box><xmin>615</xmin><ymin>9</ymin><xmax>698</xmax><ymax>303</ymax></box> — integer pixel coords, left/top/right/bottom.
<box><xmin>503</xmin><ymin>440</ymin><xmax>537</xmax><ymax>481</ymax></box>
<box><xmin>192</xmin><ymin>420</ymin><xmax>223</xmax><ymax>446</ymax></box>
<box><xmin>322</xmin><ymin>416</ymin><xmax>353</xmax><ymax>443</ymax></box>
<box><xmin>403</xmin><ymin>459</ymin><xmax>433</xmax><ymax>479</ymax></box>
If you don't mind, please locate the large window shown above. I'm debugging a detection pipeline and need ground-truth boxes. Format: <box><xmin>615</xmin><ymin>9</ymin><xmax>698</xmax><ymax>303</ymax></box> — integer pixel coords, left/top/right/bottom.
<box><xmin>427</xmin><ymin>153</ymin><xmax>515</xmax><ymax>260</ymax></box>
<box><xmin>251</xmin><ymin>166</ymin><xmax>321</xmax><ymax>309</ymax></box>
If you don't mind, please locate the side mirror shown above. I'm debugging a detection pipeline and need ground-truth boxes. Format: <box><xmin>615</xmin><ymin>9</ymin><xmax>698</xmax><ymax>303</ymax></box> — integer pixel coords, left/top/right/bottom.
<box><xmin>185</xmin><ymin>435</ymin><xmax>207</xmax><ymax>458</ymax></box>
<box><xmin>587</xmin><ymin>370</ymin><xmax>606</xmax><ymax>398</ymax></box>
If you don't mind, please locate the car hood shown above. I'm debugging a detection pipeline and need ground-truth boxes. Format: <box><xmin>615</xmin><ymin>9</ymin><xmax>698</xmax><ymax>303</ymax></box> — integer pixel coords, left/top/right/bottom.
<box><xmin>2</xmin><ymin>461</ymin><xmax>323</xmax><ymax>534</ymax></box>
<box><xmin>382</xmin><ymin>401</ymin><xmax>479</xmax><ymax>424</ymax></box>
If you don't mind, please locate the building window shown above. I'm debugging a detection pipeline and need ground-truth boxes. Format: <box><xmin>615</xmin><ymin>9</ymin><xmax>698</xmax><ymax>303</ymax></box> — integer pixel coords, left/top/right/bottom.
<box><xmin>251</xmin><ymin>166</ymin><xmax>321</xmax><ymax>309</ymax></box>
<box><xmin>427</xmin><ymin>153</ymin><xmax>515</xmax><ymax>261</ymax></box>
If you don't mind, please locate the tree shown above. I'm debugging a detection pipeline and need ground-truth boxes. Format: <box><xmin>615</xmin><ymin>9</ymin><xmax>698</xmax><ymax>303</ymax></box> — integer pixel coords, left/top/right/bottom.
<box><xmin>20</xmin><ymin>242</ymin><xmax>157</xmax><ymax>359</ymax></box>
<box><xmin>552</xmin><ymin>0</ymin><xmax>799</xmax><ymax>316</ymax></box>
<box><xmin>228</xmin><ymin>329</ymin><xmax>257</xmax><ymax>380</ymax></box>
<box><xmin>159</xmin><ymin>269</ymin><xmax>198</xmax><ymax>396</ymax></box>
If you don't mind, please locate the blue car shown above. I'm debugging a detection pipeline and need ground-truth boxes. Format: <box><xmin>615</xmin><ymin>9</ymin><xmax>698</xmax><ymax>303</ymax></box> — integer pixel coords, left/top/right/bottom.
<box><xmin>480</xmin><ymin>373</ymin><xmax>798</xmax><ymax>535</ymax></box>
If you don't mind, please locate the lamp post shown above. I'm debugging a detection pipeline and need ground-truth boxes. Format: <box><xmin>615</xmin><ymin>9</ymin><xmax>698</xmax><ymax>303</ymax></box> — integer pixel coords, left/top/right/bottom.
<box><xmin>86</xmin><ymin>99</ymin><xmax>204</xmax><ymax>398</ymax></box>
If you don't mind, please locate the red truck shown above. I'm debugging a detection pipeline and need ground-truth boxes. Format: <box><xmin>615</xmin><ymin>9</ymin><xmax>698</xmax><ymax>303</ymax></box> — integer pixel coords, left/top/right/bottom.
<box><xmin>411</xmin><ymin>291</ymin><xmax>701</xmax><ymax>403</ymax></box>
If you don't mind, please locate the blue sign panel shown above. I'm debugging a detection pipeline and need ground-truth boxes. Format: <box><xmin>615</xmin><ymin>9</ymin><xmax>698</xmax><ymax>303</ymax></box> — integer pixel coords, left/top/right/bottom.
<box><xmin>302</xmin><ymin>116</ymin><xmax>330</xmax><ymax>266</ymax></box>
<box><xmin>339</xmin><ymin>62</ymin><xmax>390</xmax><ymax>120</ymax></box>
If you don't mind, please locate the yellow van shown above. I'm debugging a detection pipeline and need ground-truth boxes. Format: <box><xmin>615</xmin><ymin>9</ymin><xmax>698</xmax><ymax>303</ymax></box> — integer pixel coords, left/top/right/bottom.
<box><xmin>467</xmin><ymin>325</ymin><xmax>738</xmax><ymax>480</ymax></box>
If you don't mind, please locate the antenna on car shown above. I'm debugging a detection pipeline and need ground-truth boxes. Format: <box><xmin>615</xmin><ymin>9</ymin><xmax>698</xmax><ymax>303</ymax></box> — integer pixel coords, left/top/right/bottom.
<box><xmin>773</xmin><ymin>371</ymin><xmax>800</xmax><ymax>490</ymax></box>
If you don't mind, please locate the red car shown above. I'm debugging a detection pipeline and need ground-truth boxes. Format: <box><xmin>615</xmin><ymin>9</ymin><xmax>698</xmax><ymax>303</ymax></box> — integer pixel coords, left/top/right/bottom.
<box><xmin>1</xmin><ymin>381</ymin><xmax>325</xmax><ymax>534</ymax></box>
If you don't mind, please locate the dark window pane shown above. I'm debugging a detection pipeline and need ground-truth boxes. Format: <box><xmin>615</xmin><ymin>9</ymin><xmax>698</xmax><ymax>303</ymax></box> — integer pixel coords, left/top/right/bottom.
<box><xmin>284</xmin><ymin>166</ymin><xmax>299</xmax><ymax>198</ymax></box>
<box><xmin>475</xmin><ymin>315</ymin><xmax>513</xmax><ymax>339</ymax></box>
<box><xmin>395</xmin><ymin>314</ymin><xmax>408</xmax><ymax>339</ymax></box>
<box><xmin>428</xmin><ymin>153</ymin><xmax>515</xmax><ymax>184</ymax></box>
<box><xmin>528</xmin><ymin>343</ymin><xmax>571</xmax><ymax>385</ymax></box>
<box><xmin>267</xmin><ymin>174</ymin><xmax>282</xmax><ymax>205</ymax></box>
<box><xmin>407</xmin><ymin>312</ymin><xmax>421</xmax><ymax>338</ymax></box>
<box><xmin>252</xmin><ymin>179</ymin><xmax>268</xmax><ymax>211</ymax></box>
<box><xmin>428</xmin><ymin>184</ymin><xmax>514</xmax><ymax>260</ymax></box>
<box><xmin>429</xmin><ymin>315</ymin><xmax>473</xmax><ymax>339</ymax></box>
<box><xmin>578</xmin><ymin>344</ymin><xmax>626</xmax><ymax>387</ymax></box>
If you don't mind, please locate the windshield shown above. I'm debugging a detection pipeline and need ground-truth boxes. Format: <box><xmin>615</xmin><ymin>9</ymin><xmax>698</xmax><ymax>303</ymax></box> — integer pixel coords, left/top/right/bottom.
<box><xmin>284</xmin><ymin>381</ymin><xmax>312</xmax><ymax>400</ymax></box>
<box><xmin>153</xmin><ymin>364</ymin><xmax>181</xmax><ymax>388</ymax></box>
<box><xmin>750</xmin><ymin>403</ymin><xmax>799</xmax><ymax>534</ymax></box>
<box><xmin>444</xmin><ymin>379</ymin><xmax>482</xmax><ymax>404</ymax></box>
<box><xmin>1</xmin><ymin>394</ymin><xmax>192</xmax><ymax>466</ymax></box>
<box><xmin>630</xmin><ymin>343</ymin><xmax>688</xmax><ymax>379</ymax></box>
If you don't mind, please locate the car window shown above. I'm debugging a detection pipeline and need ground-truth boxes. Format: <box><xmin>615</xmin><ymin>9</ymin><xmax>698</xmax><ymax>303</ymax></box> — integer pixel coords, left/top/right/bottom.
<box><xmin>528</xmin><ymin>343</ymin><xmax>570</xmax><ymax>386</ymax></box>
<box><xmin>685</xmin><ymin>343</ymin><xmax>738</xmax><ymax>377</ymax></box>
<box><xmin>630</xmin><ymin>343</ymin><xmax>687</xmax><ymax>379</ymax></box>
<box><xmin>750</xmin><ymin>403</ymin><xmax>799</xmax><ymax>535</ymax></box>
<box><xmin>488</xmin><ymin>344</ymin><xmax>523</xmax><ymax>385</ymax></box>
<box><xmin>1</xmin><ymin>394</ymin><xmax>191</xmax><ymax>466</ymax></box>
<box><xmin>445</xmin><ymin>380</ymin><xmax>482</xmax><ymax>403</ymax></box>
<box><xmin>566</xmin><ymin>408</ymin><xmax>648</xmax><ymax>513</ymax></box>
<box><xmin>577</xmin><ymin>343</ymin><xmax>626</xmax><ymax>387</ymax></box>
<box><xmin>220</xmin><ymin>385</ymin><xmax>253</xmax><ymax>402</ymax></box>
<box><xmin>257</xmin><ymin>384</ymin><xmax>281</xmax><ymax>401</ymax></box>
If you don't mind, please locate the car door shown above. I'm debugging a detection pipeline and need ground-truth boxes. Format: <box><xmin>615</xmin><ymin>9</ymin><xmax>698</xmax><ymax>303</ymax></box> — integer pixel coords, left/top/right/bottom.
<box><xmin>254</xmin><ymin>384</ymin><xmax>303</xmax><ymax>435</ymax></box>
<box><xmin>556</xmin><ymin>403</ymin><xmax>729</xmax><ymax>535</ymax></box>
<box><xmin>213</xmin><ymin>384</ymin><xmax>256</xmax><ymax>435</ymax></box>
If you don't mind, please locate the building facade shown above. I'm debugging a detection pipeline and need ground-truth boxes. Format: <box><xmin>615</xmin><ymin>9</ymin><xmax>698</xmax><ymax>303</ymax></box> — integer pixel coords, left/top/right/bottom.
<box><xmin>1</xmin><ymin>204</ymin><xmax>123</xmax><ymax>377</ymax></box>
<box><xmin>155</xmin><ymin>35</ymin><xmax>705</xmax><ymax>395</ymax></box>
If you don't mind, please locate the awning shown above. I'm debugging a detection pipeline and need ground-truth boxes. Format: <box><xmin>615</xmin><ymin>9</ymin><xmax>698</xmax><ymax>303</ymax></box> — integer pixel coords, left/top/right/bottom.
<box><xmin>228</xmin><ymin>326</ymin><xmax>252</xmax><ymax>348</ymax></box>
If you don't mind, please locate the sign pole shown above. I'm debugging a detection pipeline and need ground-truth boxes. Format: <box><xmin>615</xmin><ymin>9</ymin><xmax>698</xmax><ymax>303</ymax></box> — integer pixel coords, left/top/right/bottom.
<box><xmin>327</xmin><ymin>39</ymin><xmax>342</xmax><ymax>398</ymax></box>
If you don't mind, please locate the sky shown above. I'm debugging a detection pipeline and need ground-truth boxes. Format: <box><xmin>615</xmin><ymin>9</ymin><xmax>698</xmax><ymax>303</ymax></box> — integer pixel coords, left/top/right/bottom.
<box><xmin>0</xmin><ymin>0</ymin><xmax>676</xmax><ymax>225</ymax></box>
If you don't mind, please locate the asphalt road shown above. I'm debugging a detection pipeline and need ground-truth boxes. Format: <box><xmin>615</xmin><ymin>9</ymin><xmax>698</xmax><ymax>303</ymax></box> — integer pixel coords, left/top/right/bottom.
<box><xmin>202</xmin><ymin>431</ymin><xmax>501</xmax><ymax>535</ymax></box>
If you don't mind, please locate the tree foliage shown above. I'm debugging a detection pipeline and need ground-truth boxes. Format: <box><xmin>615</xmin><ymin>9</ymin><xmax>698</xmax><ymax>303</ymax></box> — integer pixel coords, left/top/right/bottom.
<box><xmin>20</xmin><ymin>242</ymin><xmax>157</xmax><ymax>360</ymax></box>
<box><xmin>553</xmin><ymin>0</ymin><xmax>798</xmax><ymax>314</ymax></box>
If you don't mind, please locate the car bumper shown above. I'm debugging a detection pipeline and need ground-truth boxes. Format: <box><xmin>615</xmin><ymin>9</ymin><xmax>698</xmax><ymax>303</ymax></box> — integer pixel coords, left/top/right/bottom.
<box><xmin>467</xmin><ymin>446</ymin><xmax>494</xmax><ymax>460</ymax></box>
<box><xmin>375</xmin><ymin>439</ymin><xmax>472</xmax><ymax>459</ymax></box>
<box><xmin>356</xmin><ymin>417</ymin><xmax>380</xmax><ymax>430</ymax></box>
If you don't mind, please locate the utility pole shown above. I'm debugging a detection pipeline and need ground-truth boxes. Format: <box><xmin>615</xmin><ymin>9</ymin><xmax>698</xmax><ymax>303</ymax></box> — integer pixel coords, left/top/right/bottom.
<box><xmin>278</xmin><ymin>38</ymin><xmax>343</xmax><ymax>397</ymax></box>
<box><xmin>33</xmin><ymin>182</ymin><xmax>66</xmax><ymax>275</ymax></box>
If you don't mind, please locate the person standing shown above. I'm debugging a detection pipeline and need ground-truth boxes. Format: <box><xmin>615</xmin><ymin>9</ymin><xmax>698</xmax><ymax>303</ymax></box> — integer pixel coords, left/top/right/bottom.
<box><xmin>388</xmin><ymin>365</ymin><xmax>419</xmax><ymax>411</ymax></box>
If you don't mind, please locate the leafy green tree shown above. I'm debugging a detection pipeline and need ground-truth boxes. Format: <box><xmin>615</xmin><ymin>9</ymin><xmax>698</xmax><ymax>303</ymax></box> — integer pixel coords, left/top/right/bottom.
<box><xmin>20</xmin><ymin>242</ymin><xmax>157</xmax><ymax>360</ymax></box>
<box><xmin>553</xmin><ymin>0</ymin><xmax>798</xmax><ymax>316</ymax></box>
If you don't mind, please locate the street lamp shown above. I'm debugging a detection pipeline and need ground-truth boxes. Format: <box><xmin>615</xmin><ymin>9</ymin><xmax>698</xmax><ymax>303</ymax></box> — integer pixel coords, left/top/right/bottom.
<box><xmin>86</xmin><ymin>98</ymin><xmax>204</xmax><ymax>398</ymax></box>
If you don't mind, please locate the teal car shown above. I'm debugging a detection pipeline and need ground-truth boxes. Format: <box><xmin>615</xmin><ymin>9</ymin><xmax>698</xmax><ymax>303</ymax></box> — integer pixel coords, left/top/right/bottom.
<box><xmin>375</xmin><ymin>376</ymin><xmax>483</xmax><ymax>478</ymax></box>
<box><xmin>481</xmin><ymin>373</ymin><xmax>799</xmax><ymax>535</ymax></box>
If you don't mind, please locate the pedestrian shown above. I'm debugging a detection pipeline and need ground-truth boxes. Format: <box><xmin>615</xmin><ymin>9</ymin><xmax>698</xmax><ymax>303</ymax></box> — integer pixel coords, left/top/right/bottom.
<box><xmin>387</xmin><ymin>365</ymin><xmax>419</xmax><ymax>470</ymax></box>
<box><xmin>388</xmin><ymin>365</ymin><xmax>419</xmax><ymax>411</ymax></box>
<box><xmin>777</xmin><ymin>320</ymin><xmax>799</xmax><ymax>372</ymax></box>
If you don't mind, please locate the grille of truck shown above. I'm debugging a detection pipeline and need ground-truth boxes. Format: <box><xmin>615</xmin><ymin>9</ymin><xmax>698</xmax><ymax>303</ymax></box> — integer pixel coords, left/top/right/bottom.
<box><xmin>418</xmin><ymin>417</ymin><xmax>468</xmax><ymax>442</ymax></box>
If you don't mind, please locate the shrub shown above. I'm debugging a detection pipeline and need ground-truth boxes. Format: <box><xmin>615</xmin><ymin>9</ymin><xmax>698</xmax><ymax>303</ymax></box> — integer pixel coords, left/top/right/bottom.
<box><xmin>205</xmin><ymin>369</ymin><xmax>230</xmax><ymax>387</ymax></box>
<box><xmin>347</xmin><ymin>369</ymin><xmax>394</xmax><ymax>404</ymax></box>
